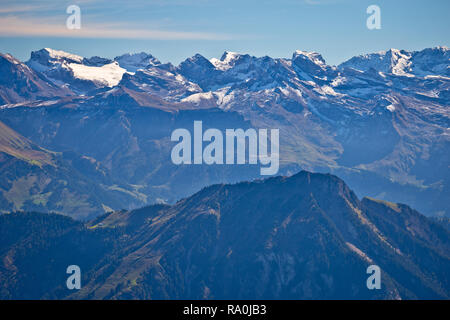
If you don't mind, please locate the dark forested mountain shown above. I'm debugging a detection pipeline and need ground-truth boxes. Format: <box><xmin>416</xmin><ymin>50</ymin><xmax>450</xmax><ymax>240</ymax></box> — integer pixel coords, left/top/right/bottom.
<box><xmin>0</xmin><ymin>171</ymin><xmax>448</xmax><ymax>299</ymax></box>
<box><xmin>0</xmin><ymin>47</ymin><xmax>449</xmax><ymax>218</ymax></box>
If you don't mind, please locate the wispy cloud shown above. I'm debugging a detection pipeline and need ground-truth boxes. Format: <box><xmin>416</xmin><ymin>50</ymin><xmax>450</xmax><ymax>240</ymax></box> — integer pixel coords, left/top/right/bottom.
<box><xmin>303</xmin><ymin>0</ymin><xmax>341</xmax><ymax>5</ymax></box>
<box><xmin>0</xmin><ymin>16</ymin><xmax>232</xmax><ymax>40</ymax></box>
<box><xmin>0</xmin><ymin>6</ymin><xmax>34</xmax><ymax>14</ymax></box>
<box><xmin>0</xmin><ymin>0</ymin><xmax>233</xmax><ymax>40</ymax></box>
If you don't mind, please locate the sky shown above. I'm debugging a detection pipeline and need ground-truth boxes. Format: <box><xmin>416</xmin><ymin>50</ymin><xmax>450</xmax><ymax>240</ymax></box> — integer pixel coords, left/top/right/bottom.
<box><xmin>0</xmin><ymin>0</ymin><xmax>449</xmax><ymax>66</ymax></box>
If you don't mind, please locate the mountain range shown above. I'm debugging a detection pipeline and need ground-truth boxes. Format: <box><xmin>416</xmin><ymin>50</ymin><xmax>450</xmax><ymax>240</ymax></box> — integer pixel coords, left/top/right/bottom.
<box><xmin>0</xmin><ymin>171</ymin><xmax>448</xmax><ymax>299</ymax></box>
<box><xmin>0</xmin><ymin>46</ymin><xmax>448</xmax><ymax>219</ymax></box>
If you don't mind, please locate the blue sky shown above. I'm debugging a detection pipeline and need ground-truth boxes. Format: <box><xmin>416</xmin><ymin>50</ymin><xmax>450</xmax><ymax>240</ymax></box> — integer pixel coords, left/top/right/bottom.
<box><xmin>0</xmin><ymin>0</ymin><xmax>449</xmax><ymax>65</ymax></box>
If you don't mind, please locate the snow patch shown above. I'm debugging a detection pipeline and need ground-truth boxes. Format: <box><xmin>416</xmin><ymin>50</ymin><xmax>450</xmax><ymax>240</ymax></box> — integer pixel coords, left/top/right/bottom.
<box><xmin>68</xmin><ymin>61</ymin><xmax>127</xmax><ymax>87</ymax></box>
<box><xmin>114</xmin><ymin>52</ymin><xmax>160</xmax><ymax>72</ymax></box>
<box><xmin>182</xmin><ymin>92</ymin><xmax>215</xmax><ymax>103</ymax></box>
<box><xmin>44</xmin><ymin>48</ymin><xmax>83</xmax><ymax>63</ymax></box>
<box><xmin>210</xmin><ymin>51</ymin><xmax>241</xmax><ymax>71</ymax></box>
<box><xmin>386</xmin><ymin>104</ymin><xmax>396</xmax><ymax>112</ymax></box>
<box><xmin>293</xmin><ymin>50</ymin><xmax>326</xmax><ymax>66</ymax></box>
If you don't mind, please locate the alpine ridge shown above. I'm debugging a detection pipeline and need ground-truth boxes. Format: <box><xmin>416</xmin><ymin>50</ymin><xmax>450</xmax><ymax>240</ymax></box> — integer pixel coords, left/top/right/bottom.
<box><xmin>0</xmin><ymin>46</ymin><xmax>448</xmax><ymax>219</ymax></box>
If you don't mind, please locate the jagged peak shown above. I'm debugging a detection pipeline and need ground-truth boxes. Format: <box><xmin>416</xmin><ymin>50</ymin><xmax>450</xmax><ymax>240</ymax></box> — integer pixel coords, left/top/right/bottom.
<box><xmin>27</xmin><ymin>48</ymin><xmax>84</xmax><ymax>72</ymax></box>
<box><xmin>177</xmin><ymin>54</ymin><xmax>217</xmax><ymax>78</ymax></box>
<box><xmin>40</xmin><ymin>48</ymin><xmax>84</xmax><ymax>63</ymax></box>
<box><xmin>210</xmin><ymin>51</ymin><xmax>247</xmax><ymax>71</ymax></box>
<box><xmin>338</xmin><ymin>48</ymin><xmax>414</xmax><ymax>75</ymax></box>
<box><xmin>220</xmin><ymin>51</ymin><xmax>241</xmax><ymax>62</ymax></box>
<box><xmin>114</xmin><ymin>52</ymin><xmax>161</xmax><ymax>72</ymax></box>
<box><xmin>114</xmin><ymin>52</ymin><xmax>159</xmax><ymax>61</ymax></box>
<box><xmin>292</xmin><ymin>50</ymin><xmax>326</xmax><ymax>65</ymax></box>
<box><xmin>182</xmin><ymin>53</ymin><xmax>212</xmax><ymax>65</ymax></box>
<box><xmin>0</xmin><ymin>52</ymin><xmax>21</xmax><ymax>64</ymax></box>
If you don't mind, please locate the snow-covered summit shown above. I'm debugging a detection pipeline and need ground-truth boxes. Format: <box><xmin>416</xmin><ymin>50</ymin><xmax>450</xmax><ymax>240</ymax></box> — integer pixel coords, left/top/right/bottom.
<box><xmin>210</xmin><ymin>51</ymin><xmax>244</xmax><ymax>71</ymax></box>
<box><xmin>42</xmin><ymin>48</ymin><xmax>83</xmax><ymax>63</ymax></box>
<box><xmin>339</xmin><ymin>47</ymin><xmax>450</xmax><ymax>78</ymax></box>
<box><xmin>293</xmin><ymin>50</ymin><xmax>327</xmax><ymax>66</ymax></box>
<box><xmin>27</xmin><ymin>48</ymin><xmax>83</xmax><ymax>72</ymax></box>
<box><xmin>411</xmin><ymin>46</ymin><xmax>449</xmax><ymax>77</ymax></box>
<box><xmin>339</xmin><ymin>48</ymin><xmax>413</xmax><ymax>76</ymax></box>
<box><xmin>114</xmin><ymin>52</ymin><xmax>161</xmax><ymax>72</ymax></box>
<box><xmin>291</xmin><ymin>50</ymin><xmax>334</xmax><ymax>78</ymax></box>
<box><xmin>26</xmin><ymin>48</ymin><xmax>129</xmax><ymax>90</ymax></box>
<box><xmin>21</xmin><ymin>46</ymin><xmax>449</xmax><ymax>99</ymax></box>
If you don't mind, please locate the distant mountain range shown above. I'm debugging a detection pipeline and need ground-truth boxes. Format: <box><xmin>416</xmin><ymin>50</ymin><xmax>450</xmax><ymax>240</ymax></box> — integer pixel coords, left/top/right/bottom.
<box><xmin>1</xmin><ymin>171</ymin><xmax>448</xmax><ymax>299</ymax></box>
<box><xmin>0</xmin><ymin>46</ymin><xmax>448</xmax><ymax>218</ymax></box>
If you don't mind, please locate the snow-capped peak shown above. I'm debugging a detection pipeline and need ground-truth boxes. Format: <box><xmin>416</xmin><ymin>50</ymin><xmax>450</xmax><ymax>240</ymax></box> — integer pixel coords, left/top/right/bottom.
<box><xmin>114</xmin><ymin>52</ymin><xmax>161</xmax><ymax>72</ymax></box>
<box><xmin>220</xmin><ymin>51</ymin><xmax>240</xmax><ymax>63</ymax></box>
<box><xmin>292</xmin><ymin>50</ymin><xmax>326</xmax><ymax>66</ymax></box>
<box><xmin>43</xmin><ymin>48</ymin><xmax>84</xmax><ymax>63</ymax></box>
<box><xmin>27</xmin><ymin>48</ymin><xmax>84</xmax><ymax>73</ymax></box>
<box><xmin>291</xmin><ymin>50</ymin><xmax>332</xmax><ymax>78</ymax></box>
<box><xmin>0</xmin><ymin>53</ymin><xmax>20</xmax><ymax>65</ymax></box>
<box><xmin>26</xmin><ymin>48</ymin><xmax>129</xmax><ymax>90</ymax></box>
<box><xmin>339</xmin><ymin>47</ymin><xmax>450</xmax><ymax>77</ymax></box>
<box><xmin>210</xmin><ymin>51</ymin><xmax>242</xmax><ymax>71</ymax></box>
<box><xmin>339</xmin><ymin>48</ymin><xmax>413</xmax><ymax>76</ymax></box>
